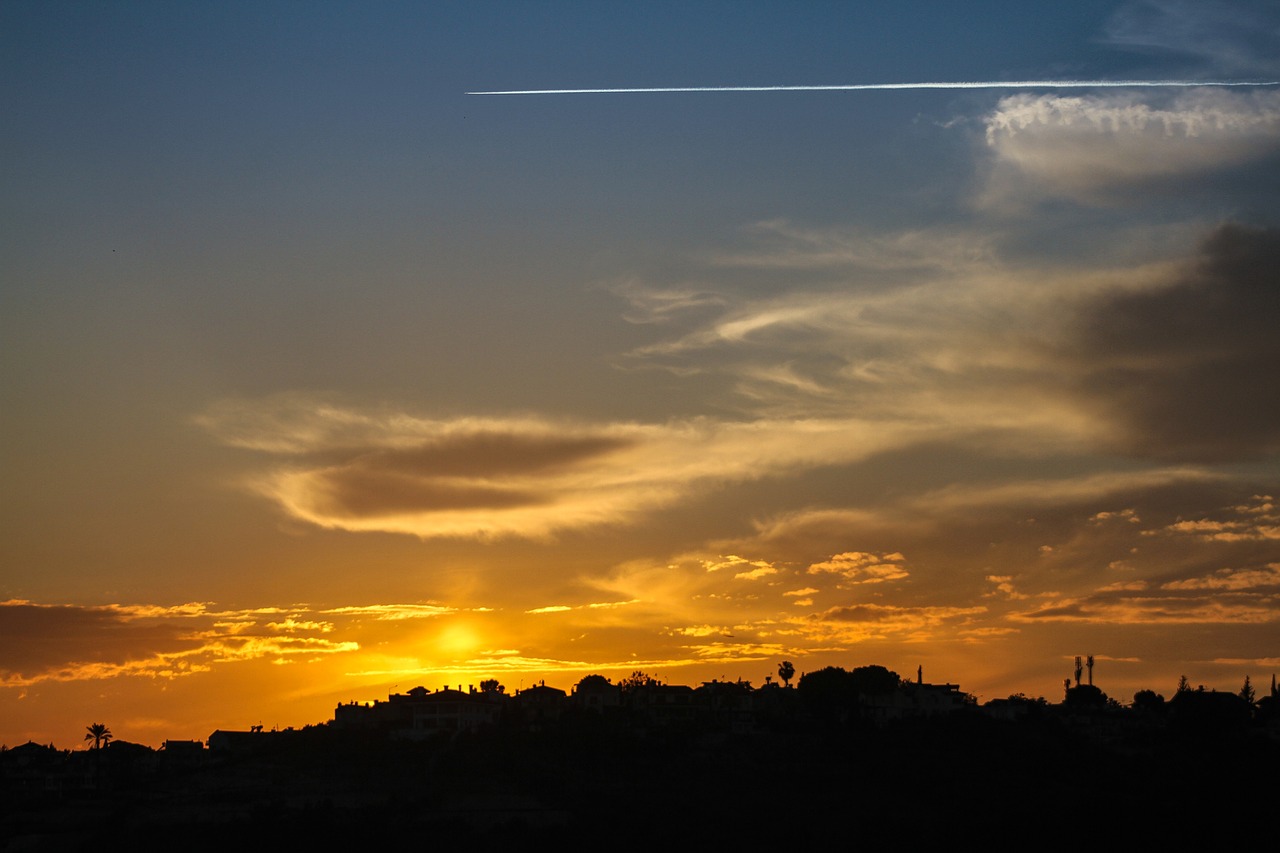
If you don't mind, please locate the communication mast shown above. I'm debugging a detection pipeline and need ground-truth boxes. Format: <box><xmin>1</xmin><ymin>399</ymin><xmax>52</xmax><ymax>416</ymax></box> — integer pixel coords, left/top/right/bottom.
<box><xmin>1087</xmin><ymin>655</ymin><xmax>1094</xmax><ymax>686</ymax></box>
<box><xmin>1074</xmin><ymin>656</ymin><xmax>1083</xmax><ymax>687</ymax></box>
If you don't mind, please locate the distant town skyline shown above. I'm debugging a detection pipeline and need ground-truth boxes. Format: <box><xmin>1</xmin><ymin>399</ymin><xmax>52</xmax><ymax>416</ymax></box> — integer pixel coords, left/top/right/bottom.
<box><xmin>3</xmin><ymin>1</ymin><xmax>1279</xmax><ymax>749</ymax></box>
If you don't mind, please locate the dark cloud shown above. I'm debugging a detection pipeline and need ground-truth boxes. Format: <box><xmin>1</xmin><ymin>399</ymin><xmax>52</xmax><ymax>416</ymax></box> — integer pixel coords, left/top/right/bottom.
<box><xmin>0</xmin><ymin>602</ymin><xmax>197</xmax><ymax>680</ymax></box>
<box><xmin>1074</xmin><ymin>223</ymin><xmax>1280</xmax><ymax>461</ymax></box>
<box><xmin>299</xmin><ymin>433</ymin><xmax>633</xmax><ymax>517</ymax></box>
<box><xmin>358</xmin><ymin>433</ymin><xmax>634</xmax><ymax>477</ymax></box>
<box><xmin>310</xmin><ymin>467</ymin><xmax>549</xmax><ymax>516</ymax></box>
<box><xmin>818</xmin><ymin>604</ymin><xmax>897</xmax><ymax>624</ymax></box>
<box><xmin>0</xmin><ymin>601</ymin><xmax>361</xmax><ymax>687</ymax></box>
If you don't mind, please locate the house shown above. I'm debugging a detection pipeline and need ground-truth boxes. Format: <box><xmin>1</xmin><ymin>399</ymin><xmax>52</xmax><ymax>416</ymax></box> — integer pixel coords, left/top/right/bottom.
<box><xmin>334</xmin><ymin>685</ymin><xmax>503</xmax><ymax>739</ymax></box>
<box><xmin>571</xmin><ymin>675</ymin><xmax>621</xmax><ymax>714</ymax></box>
<box><xmin>513</xmin><ymin>683</ymin><xmax>568</xmax><ymax>727</ymax></box>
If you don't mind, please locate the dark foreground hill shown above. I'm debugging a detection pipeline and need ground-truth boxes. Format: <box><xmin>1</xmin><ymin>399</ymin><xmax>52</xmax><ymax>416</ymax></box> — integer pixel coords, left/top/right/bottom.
<box><xmin>4</xmin><ymin>709</ymin><xmax>1277</xmax><ymax>851</ymax></box>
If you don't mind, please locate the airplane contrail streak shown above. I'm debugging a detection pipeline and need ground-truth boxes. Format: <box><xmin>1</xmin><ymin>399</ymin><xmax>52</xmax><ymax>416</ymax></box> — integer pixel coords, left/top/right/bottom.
<box><xmin>468</xmin><ymin>80</ymin><xmax>1280</xmax><ymax>95</ymax></box>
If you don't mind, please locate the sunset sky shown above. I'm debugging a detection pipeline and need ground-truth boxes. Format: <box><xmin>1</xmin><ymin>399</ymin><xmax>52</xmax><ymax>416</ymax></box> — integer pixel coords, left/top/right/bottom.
<box><xmin>3</xmin><ymin>0</ymin><xmax>1279</xmax><ymax>748</ymax></box>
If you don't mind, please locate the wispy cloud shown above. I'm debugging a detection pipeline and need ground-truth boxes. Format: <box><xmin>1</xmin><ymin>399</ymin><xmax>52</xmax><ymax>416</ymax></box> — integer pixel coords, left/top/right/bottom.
<box><xmin>1102</xmin><ymin>1</ymin><xmax>1280</xmax><ymax>76</ymax></box>
<box><xmin>320</xmin><ymin>603</ymin><xmax>459</xmax><ymax>620</ymax></box>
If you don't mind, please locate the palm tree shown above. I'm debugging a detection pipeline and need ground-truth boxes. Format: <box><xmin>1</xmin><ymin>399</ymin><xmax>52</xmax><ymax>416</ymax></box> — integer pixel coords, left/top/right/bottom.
<box><xmin>84</xmin><ymin>723</ymin><xmax>112</xmax><ymax>751</ymax></box>
<box><xmin>778</xmin><ymin>660</ymin><xmax>795</xmax><ymax>688</ymax></box>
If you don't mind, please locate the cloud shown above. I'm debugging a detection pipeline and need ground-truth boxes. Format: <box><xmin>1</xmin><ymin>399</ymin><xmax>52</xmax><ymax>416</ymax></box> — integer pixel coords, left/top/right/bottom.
<box><xmin>807</xmin><ymin>551</ymin><xmax>909</xmax><ymax>584</ymax></box>
<box><xmin>985</xmin><ymin>576</ymin><xmax>1030</xmax><ymax>600</ymax></box>
<box><xmin>1102</xmin><ymin>1</ymin><xmax>1280</xmax><ymax>76</ymax></box>
<box><xmin>1091</xmin><ymin>508</ymin><xmax>1141</xmax><ymax>524</ymax></box>
<box><xmin>615</xmin><ymin>217</ymin><xmax>1279</xmax><ymax>468</ymax></box>
<box><xmin>200</xmin><ymin>398</ymin><xmax>930</xmax><ymax>540</ymax></box>
<box><xmin>0</xmin><ymin>600</ymin><xmax>359</xmax><ymax>688</ymax></box>
<box><xmin>1011</xmin><ymin>594</ymin><xmax>1277</xmax><ymax>625</ymax></box>
<box><xmin>610</xmin><ymin>280</ymin><xmax>726</xmax><ymax>324</ymax></box>
<box><xmin>203</xmin><ymin>211</ymin><xmax>1276</xmax><ymax>546</ymax></box>
<box><xmin>1162</xmin><ymin>564</ymin><xmax>1280</xmax><ymax>590</ymax></box>
<box><xmin>267</xmin><ymin>617</ymin><xmax>334</xmax><ymax>633</ymax></box>
<box><xmin>981</xmin><ymin>89</ymin><xmax>1280</xmax><ymax>206</ymax></box>
<box><xmin>808</xmin><ymin>603</ymin><xmax>988</xmax><ymax>641</ymax></box>
<box><xmin>1070</xmin><ymin>224</ymin><xmax>1280</xmax><ymax>460</ymax></box>
<box><xmin>1010</xmin><ymin>560</ymin><xmax>1280</xmax><ymax>624</ymax></box>
<box><xmin>320</xmin><ymin>603</ymin><xmax>459</xmax><ymax>620</ymax></box>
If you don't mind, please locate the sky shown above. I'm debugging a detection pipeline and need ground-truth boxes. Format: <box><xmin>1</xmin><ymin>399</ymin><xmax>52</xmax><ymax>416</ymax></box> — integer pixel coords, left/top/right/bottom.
<box><xmin>2</xmin><ymin>0</ymin><xmax>1279</xmax><ymax>748</ymax></box>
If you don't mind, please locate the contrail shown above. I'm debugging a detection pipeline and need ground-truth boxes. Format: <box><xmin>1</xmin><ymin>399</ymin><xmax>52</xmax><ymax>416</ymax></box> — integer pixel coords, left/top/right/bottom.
<box><xmin>469</xmin><ymin>80</ymin><xmax>1280</xmax><ymax>95</ymax></box>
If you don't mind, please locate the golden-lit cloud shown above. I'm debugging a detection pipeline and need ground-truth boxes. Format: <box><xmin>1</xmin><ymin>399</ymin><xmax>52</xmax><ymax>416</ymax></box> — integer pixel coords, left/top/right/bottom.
<box><xmin>670</xmin><ymin>625</ymin><xmax>736</xmax><ymax>638</ymax></box>
<box><xmin>985</xmin><ymin>576</ymin><xmax>1030</xmax><ymax>600</ymax></box>
<box><xmin>320</xmin><ymin>603</ymin><xmax>459</xmax><ymax>620</ymax></box>
<box><xmin>266</xmin><ymin>617</ymin><xmax>335</xmax><ymax>633</ymax></box>
<box><xmin>1161</xmin><ymin>564</ymin><xmax>1280</xmax><ymax>591</ymax></box>
<box><xmin>807</xmin><ymin>551</ymin><xmax>909</xmax><ymax>584</ymax></box>
<box><xmin>1010</xmin><ymin>559</ymin><xmax>1280</xmax><ymax>625</ymax></box>
<box><xmin>1145</xmin><ymin>494</ymin><xmax>1280</xmax><ymax>541</ymax></box>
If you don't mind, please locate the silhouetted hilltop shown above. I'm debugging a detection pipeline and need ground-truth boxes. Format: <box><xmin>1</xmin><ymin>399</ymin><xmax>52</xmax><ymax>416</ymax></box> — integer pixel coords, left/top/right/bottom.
<box><xmin>4</xmin><ymin>665</ymin><xmax>1278</xmax><ymax>850</ymax></box>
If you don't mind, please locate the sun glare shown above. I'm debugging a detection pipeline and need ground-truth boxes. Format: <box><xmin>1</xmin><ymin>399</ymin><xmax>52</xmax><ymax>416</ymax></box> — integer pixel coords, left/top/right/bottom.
<box><xmin>434</xmin><ymin>622</ymin><xmax>483</xmax><ymax>658</ymax></box>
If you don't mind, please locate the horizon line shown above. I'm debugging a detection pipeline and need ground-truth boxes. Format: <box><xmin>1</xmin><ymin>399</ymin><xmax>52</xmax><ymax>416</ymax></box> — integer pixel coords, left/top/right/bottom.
<box><xmin>468</xmin><ymin>79</ymin><xmax>1280</xmax><ymax>95</ymax></box>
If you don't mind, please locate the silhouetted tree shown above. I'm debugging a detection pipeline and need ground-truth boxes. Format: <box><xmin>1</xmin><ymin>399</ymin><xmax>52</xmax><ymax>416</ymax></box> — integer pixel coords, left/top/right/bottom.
<box><xmin>797</xmin><ymin>666</ymin><xmax>858</xmax><ymax>724</ymax></box>
<box><xmin>619</xmin><ymin>671</ymin><xmax>658</xmax><ymax>695</ymax></box>
<box><xmin>849</xmin><ymin>664</ymin><xmax>899</xmax><ymax>696</ymax></box>
<box><xmin>778</xmin><ymin>660</ymin><xmax>795</xmax><ymax>688</ymax></box>
<box><xmin>1239</xmin><ymin>675</ymin><xmax>1255</xmax><ymax>705</ymax></box>
<box><xmin>479</xmin><ymin>678</ymin><xmax>505</xmax><ymax>694</ymax></box>
<box><xmin>1176</xmin><ymin>675</ymin><xmax>1191</xmax><ymax>694</ymax></box>
<box><xmin>1064</xmin><ymin>683</ymin><xmax>1108</xmax><ymax>709</ymax></box>
<box><xmin>84</xmin><ymin>723</ymin><xmax>112</xmax><ymax>750</ymax></box>
<box><xmin>1132</xmin><ymin>689</ymin><xmax>1165</xmax><ymax>713</ymax></box>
